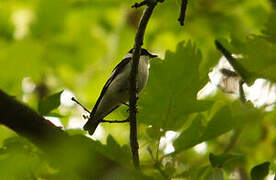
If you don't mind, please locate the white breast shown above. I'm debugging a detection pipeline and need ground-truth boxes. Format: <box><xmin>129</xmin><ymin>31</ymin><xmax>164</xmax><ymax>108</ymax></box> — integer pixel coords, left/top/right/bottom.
<box><xmin>137</xmin><ymin>55</ymin><xmax>150</xmax><ymax>94</ymax></box>
<box><xmin>95</xmin><ymin>55</ymin><xmax>150</xmax><ymax>118</ymax></box>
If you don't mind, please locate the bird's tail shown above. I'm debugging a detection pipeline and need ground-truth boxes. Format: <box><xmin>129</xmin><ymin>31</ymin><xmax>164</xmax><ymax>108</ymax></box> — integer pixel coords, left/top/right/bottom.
<box><xmin>83</xmin><ymin>117</ymin><xmax>100</xmax><ymax>135</ymax></box>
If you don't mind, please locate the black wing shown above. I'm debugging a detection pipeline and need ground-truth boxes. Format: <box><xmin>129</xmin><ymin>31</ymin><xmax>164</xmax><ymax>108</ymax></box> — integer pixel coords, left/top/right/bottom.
<box><xmin>91</xmin><ymin>57</ymin><xmax>131</xmax><ymax>115</ymax></box>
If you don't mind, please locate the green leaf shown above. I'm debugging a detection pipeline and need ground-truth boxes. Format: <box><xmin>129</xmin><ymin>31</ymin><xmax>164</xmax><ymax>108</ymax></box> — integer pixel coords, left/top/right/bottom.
<box><xmin>174</xmin><ymin>115</ymin><xmax>205</xmax><ymax>151</ymax></box>
<box><xmin>91</xmin><ymin>135</ymin><xmax>131</xmax><ymax>166</ymax></box>
<box><xmin>174</xmin><ymin>100</ymin><xmax>264</xmax><ymax>152</ymax></box>
<box><xmin>0</xmin><ymin>40</ymin><xmax>44</xmax><ymax>93</ymax></box>
<box><xmin>230</xmin><ymin>35</ymin><xmax>276</xmax><ymax>83</ymax></box>
<box><xmin>174</xmin><ymin>106</ymin><xmax>233</xmax><ymax>152</ymax></box>
<box><xmin>38</xmin><ymin>91</ymin><xmax>63</xmax><ymax>115</ymax></box>
<box><xmin>65</xmin><ymin>129</ymin><xmax>86</xmax><ymax>136</ymax></box>
<box><xmin>174</xmin><ymin>106</ymin><xmax>234</xmax><ymax>151</ymax></box>
<box><xmin>140</xmin><ymin>41</ymin><xmax>213</xmax><ymax>134</ymax></box>
<box><xmin>203</xmin><ymin>168</ymin><xmax>224</xmax><ymax>180</ymax></box>
<box><xmin>215</xmin><ymin>40</ymin><xmax>254</xmax><ymax>85</ymax></box>
<box><xmin>230</xmin><ymin>101</ymin><xmax>264</xmax><ymax>126</ymax></box>
<box><xmin>263</xmin><ymin>11</ymin><xmax>276</xmax><ymax>44</ymax></box>
<box><xmin>250</xmin><ymin>162</ymin><xmax>270</xmax><ymax>180</ymax></box>
<box><xmin>209</xmin><ymin>153</ymin><xmax>244</xmax><ymax>168</ymax></box>
<box><xmin>202</xmin><ymin>106</ymin><xmax>233</xmax><ymax>141</ymax></box>
<box><xmin>190</xmin><ymin>165</ymin><xmax>210</xmax><ymax>180</ymax></box>
<box><xmin>31</xmin><ymin>0</ymin><xmax>68</xmax><ymax>38</ymax></box>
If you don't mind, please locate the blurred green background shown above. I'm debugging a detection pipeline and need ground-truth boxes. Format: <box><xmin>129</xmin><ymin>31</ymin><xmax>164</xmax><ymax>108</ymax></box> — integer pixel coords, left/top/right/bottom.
<box><xmin>0</xmin><ymin>0</ymin><xmax>276</xmax><ymax>179</ymax></box>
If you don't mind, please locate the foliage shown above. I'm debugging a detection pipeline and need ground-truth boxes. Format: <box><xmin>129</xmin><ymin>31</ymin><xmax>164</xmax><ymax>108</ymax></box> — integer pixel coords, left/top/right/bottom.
<box><xmin>0</xmin><ymin>0</ymin><xmax>275</xmax><ymax>179</ymax></box>
<box><xmin>38</xmin><ymin>91</ymin><xmax>63</xmax><ymax>115</ymax></box>
<box><xmin>250</xmin><ymin>162</ymin><xmax>270</xmax><ymax>180</ymax></box>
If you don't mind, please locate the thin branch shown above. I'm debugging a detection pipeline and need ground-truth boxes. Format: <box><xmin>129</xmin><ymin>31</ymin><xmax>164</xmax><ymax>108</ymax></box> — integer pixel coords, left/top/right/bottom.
<box><xmin>222</xmin><ymin>80</ymin><xmax>245</xmax><ymax>153</ymax></box>
<box><xmin>71</xmin><ymin>97</ymin><xmax>91</xmax><ymax>113</ymax></box>
<box><xmin>147</xmin><ymin>146</ymin><xmax>155</xmax><ymax>160</ymax></box>
<box><xmin>215</xmin><ymin>40</ymin><xmax>252</xmax><ymax>85</ymax></box>
<box><xmin>215</xmin><ymin>41</ymin><xmax>249</xmax><ymax>154</ymax></box>
<box><xmin>132</xmin><ymin>0</ymin><xmax>149</xmax><ymax>8</ymax></box>
<box><xmin>132</xmin><ymin>0</ymin><xmax>164</xmax><ymax>8</ymax></box>
<box><xmin>101</xmin><ymin>119</ymin><xmax>129</xmax><ymax>123</ymax></box>
<box><xmin>220</xmin><ymin>68</ymin><xmax>238</xmax><ymax>77</ymax></box>
<box><xmin>72</xmin><ymin>97</ymin><xmax>129</xmax><ymax>123</ymax></box>
<box><xmin>147</xmin><ymin>147</ymin><xmax>169</xmax><ymax>179</ymax></box>
<box><xmin>223</xmin><ymin>128</ymin><xmax>242</xmax><ymax>153</ymax></box>
<box><xmin>178</xmin><ymin>0</ymin><xmax>188</xmax><ymax>26</ymax></box>
<box><xmin>238</xmin><ymin>166</ymin><xmax>249</xmax><ymax>180</ymax></box>
<box><xmin>129</xmin><ymin>0</ymin><xmax>163</xmax><ymax>169</ymax></box>
<box><xmin>239</xmin><ymin>80</ymin><xmax>246</xmax><ymax>103</ymax></box>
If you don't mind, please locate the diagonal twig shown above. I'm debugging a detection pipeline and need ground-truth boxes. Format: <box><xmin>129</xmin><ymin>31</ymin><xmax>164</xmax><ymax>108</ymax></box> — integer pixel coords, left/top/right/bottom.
<box><xmin>215</xmin><ymin>40</ymin><xmax>252</xmax><ymax>85</ymax></box>
<box><xmin>215</xmin><ymin>41</ymin><xmax>247</xmax><ymax>156</ymax></box>
<box><xmin>132</xmin><ymin>0</ymin><xmax>149</xmax><ymax>8</ymax></box>
<box><xmin>178</xmin><ymin>0</ymin><xmax>188</xmax><ymax>26</ymax></box>
<box><xmin>101</xmin><ymin>119</ymin><xmax>129</xmax><ymax>123</ymax></box>
<box><xmin>147</xmin><ymin>147</ymin><xmax>169</xmax><ymax>179</ymax></box>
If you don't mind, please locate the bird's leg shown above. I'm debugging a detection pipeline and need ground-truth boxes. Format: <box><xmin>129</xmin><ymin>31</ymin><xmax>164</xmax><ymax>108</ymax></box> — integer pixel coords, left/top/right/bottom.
<box><xmin>71</xmin><ymin>97</ymin><xmax>91</xmax><ymax>113</ymax></box>
<box><xmin>126</xmin><ymin>99</ymin><xmax>139</xmax><ymax>113</ymax></box>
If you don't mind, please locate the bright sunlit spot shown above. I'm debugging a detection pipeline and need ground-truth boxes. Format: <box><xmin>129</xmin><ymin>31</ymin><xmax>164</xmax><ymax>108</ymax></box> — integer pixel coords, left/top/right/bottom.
<box><xmin>11</xmin><ymin>9</ymin><xmax>34</xmax><ymax>40</ymax></box>
<box><xmin>197</xmin><ymin>82</ymin><xmax>217</xmax><ymax>99</ymax></box>
<box><xmin>86</xmin><ymin>124</ymin><xmax>105</xmax><ymax>141</ymax></box>
<box><xmin>44</xmin><ymin>116</ymin><xmax>64</xmax><ymax>129</ymax></box>
<box><xmin>193</xmin><ymin>142</ymin><xmax>207</xmax><ymax>154</ymax></box>
<box><xmin>159</xmin><ymin>130</ymin><xmax>180</xmax><ymax>154</ymax></box>
<box><xmin>246</xmin><ymin>79</ymin><xmax>276</xmax><ymax>109</ymax></box>
<box><xmin>22</xmin><ymin>77</ymin><xmax>36</xmax><ymax>93</ymax></box>
<box><xmin>198</xmin><ymin>56</ymin><xmax>276</xmax><ymax>110</ymax></box>
<box><xmin>67</xmin><ymin>117</ymin><xmax>85</xmax><ymax>129</ymax></box>
<box><xmin>266</xmin><ymin>174</ymin><xmax>275</xmax><ymax>180</ymax></box>
<box><xmin>61</xmin><ymin>89</ymin><xmax>75</xmax><ymax>107</ymax></box>
<box><xmin>229</xmin><ymin>171</ymin><xmax>239</xmax><ymax>179</ymax></box>
<box><xmin>67</xmin><ymin>117</ymin><xmax>105</xmax><ymax>141</ymax></box>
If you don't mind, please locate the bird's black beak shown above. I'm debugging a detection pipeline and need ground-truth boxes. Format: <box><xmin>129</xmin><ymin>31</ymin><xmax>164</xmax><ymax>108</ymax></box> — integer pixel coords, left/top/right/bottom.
<box><xmin>149</xmin><ymin>54</ymin><xmax>158</xmax><ymax>58</ymax></box>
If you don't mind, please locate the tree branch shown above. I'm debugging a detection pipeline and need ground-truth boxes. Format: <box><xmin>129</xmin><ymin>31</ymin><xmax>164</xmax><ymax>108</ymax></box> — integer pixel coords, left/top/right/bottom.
<box><xmin>147</xmin><ymin>147</ymin><xmax>169</xmax><ymax>179</ymax></box>
<box><xmin>239</xmin><ymin>80</ymin><xmax>246</xmax><ymax>103</ymax></box>
<box><xmin>0</xmin><ymin>89</ymin><xmax>122</xmax><ymax>178</ymax></box>
<box><xmin>101</xmin><ymin>119</ymin><xmax>129</xmax><ymax>123</ymax></box>
<box><xmin>215</xmin><ymin>41</ymin><xmax>248</xmax><ymax>157</ymax></box>
<box><xmin>129</xmin><ymin>0</ymin><xmax>163</xmax><ymax>169</ymax></box>
<box><xmin>215</xmin><ymin>40</ymin><xmax>253</xmax><ymax>85</ymax></box>
<box><xmin>178</xmin><ymin>0</ymin><xmax>188</xmax><ymax>26</ymax></box>
<box><xmin>132</xmin><ymin>0</ymin><xmax>149</xmax><ymax>8</ymax></box>
<box><xmin>223</xmin><ymin>128</ymin><xmax>242</xmax><ymax>153</ymax></box>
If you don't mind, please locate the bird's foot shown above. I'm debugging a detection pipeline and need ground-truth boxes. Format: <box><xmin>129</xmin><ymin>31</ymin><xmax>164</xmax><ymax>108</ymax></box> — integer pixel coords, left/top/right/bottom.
<box><xmin>82</xmin><ymin>114</ymin><xmax>90</xmax><ymax>119</ymax></box>
<box><xmin>126</xmin><ymin>107</ymin><xmax>138</xmax><ymax>113</ymax></box>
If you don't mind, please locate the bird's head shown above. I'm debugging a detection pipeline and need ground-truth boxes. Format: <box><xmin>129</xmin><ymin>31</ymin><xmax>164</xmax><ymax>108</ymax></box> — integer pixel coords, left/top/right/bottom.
<box><xmin>126</xmin><ymin>48</ymin><xmax>158</xmax><ymax>59</ymax></box>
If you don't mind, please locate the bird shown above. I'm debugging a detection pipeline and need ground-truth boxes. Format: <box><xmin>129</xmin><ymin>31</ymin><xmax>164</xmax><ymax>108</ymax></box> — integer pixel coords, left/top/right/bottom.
<box><xmin>83</xmin><ymin>48</ymin><xmax>158</xmax><ymax>135</ymax></box>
